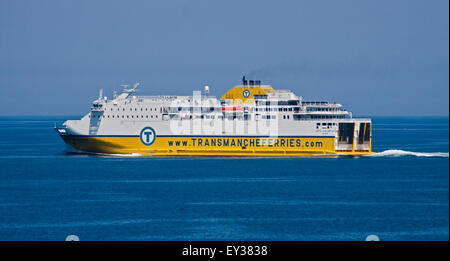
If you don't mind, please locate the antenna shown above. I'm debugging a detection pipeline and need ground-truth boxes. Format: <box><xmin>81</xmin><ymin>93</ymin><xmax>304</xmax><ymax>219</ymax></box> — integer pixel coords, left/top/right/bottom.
<box><xmin>122</xmin><ymin>82</ymin><xmax>141</xmax><ymax>93</ymax></box>
<box><xmin>99</xmin><ymin>88</ymin><xmax>103</xmax><ymax>99</ymax></box>
<box><xmin>242</xmin><ymin>76</ymin><xmax>247</xmax><ymax>86</ymax></box>
<box><xmin>133</xmin><ymin>82</ymin><xmax>141</xmax><ymax>90</ymax></box>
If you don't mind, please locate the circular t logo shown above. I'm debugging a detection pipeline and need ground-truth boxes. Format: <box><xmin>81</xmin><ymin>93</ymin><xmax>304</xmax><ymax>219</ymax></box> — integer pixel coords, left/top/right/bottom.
<box><xmin>140</xmin><ymin>127</ymin><xmax>156</xmax><ymax>146</ymax></box>
<box><xmin>243</xmin><ymin>90</ymin><xmax>250</xmax><ymax>98</ymax></box>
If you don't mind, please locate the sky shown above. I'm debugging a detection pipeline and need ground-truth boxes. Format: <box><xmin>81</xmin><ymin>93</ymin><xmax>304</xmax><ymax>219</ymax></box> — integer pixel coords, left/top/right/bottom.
<box><xmin>0</xmin><ymin>0</ymin><xmax>448</xmax><ymax>116</ymax></box>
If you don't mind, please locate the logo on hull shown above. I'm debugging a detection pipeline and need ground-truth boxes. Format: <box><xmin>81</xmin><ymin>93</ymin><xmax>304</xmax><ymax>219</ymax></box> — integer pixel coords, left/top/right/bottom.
<box><xmin>243</xmin><ymin>89</ymin><xmax>250</xmax><ymax>98</ymax></box>
<box><xmin>140</xmin><ymin>127</ymin><xmax>156</xmax><ymax>146</ymax></box>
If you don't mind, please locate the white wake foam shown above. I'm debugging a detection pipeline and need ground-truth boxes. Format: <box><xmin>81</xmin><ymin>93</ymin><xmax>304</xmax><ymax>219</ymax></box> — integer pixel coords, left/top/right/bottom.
<box><xmin>107</xmin><ymin>153</ymin><xmax>142</xmax><ymax>157</ymax></box>
<box><xmin>370</xmin><ymin>150</ymin><xmax>449</xmax><ymax>158</ymax></box>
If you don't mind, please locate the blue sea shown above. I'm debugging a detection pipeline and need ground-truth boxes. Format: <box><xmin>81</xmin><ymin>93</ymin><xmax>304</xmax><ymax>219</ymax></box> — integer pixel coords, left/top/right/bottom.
<box><xmin>0</xmin><ymin>116</ymin><xmax>448</xmax><ymax>241</ymax></box>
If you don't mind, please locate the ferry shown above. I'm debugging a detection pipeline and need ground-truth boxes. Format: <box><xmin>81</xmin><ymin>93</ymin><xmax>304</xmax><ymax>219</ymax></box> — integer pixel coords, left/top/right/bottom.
<box><xmin>55</xmin><ymin>77</ymin><xmax>373</xmax><ymax>156</ymax></box>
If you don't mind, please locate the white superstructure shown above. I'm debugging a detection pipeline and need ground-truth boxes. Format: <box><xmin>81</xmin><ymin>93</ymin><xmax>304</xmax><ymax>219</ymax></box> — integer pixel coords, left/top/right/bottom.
<box><xmin>56</xmin><ymin>77</ymin><xmax>372</xmax><ymax>156</ymax></box>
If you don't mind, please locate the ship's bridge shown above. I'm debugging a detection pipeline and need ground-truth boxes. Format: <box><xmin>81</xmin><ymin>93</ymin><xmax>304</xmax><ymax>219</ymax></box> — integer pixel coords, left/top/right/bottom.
<box><xmin>220</xmin><ymin>77</ymin><xmax>274</xmax><ymax>104</ymax></box>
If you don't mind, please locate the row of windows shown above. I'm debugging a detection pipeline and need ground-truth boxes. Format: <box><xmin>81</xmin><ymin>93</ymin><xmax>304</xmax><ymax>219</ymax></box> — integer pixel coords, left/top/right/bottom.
<box><xmin>292</xmin><ymin>115</ymin><xmax>346</xmax><ymax>120</ymax></box>
<box><xmin>255</xmin><ymin>107</ymin><xmax>297</xmax><ymax>112</ymax></box>
<box><xmin>168</xmin><ymin>106</ymin><xmax>341</xmax><ymax>113</ymax></box>
<box><xmin>170</xmin><ymin>115</ymin><xmax>222</xmax><ymax>120</ymax></box>
<box><xmin>262</xmin><ymin>115</ymin><xmax>277</xmax><ymax>119</ymax></box>
<box><xmin>90</xmin><ymin>114</ymin><xmax>159</xmax><ymax>119</ymax></box>
<box><xmin>317</xmin><ymin>122</ymin><xmax>337</xmax><ymax>126</ymax></box>
<box><xmin>90</xmin><ymin>113</ymin><xmax>343</xmax><ymax>121</ymax></box>
<box><xmin>169</xmin><ymin>107</ymin><xmax>222</xmax><ymax>113</ymax></box>
<box><xmin>168</xmin><ymin>106</ymin><xmax>300</xmax><ymax>113</ymax></box>
<box><xmin>316</xmin><ymin>122</ymin><xmax>338</xmax><ymax>129</ymax></box>
<box><xmin>109</xmin><ymin>107</ymin><xmax>162</xmax><ymax>112</ymax></box>
<box><xmin>310</xmin><ymin>115</ymin><xmax>345</xmax><ymax>119</ymax></box>
<box><xmin>302</xmin><ymin>101</ymin><xmax>329</xmax><ymax>105</ymax></box>
<box><xmin>169</xmin><ymin>114</ymin><xmax>281</xmax><ymax>120</ymax></box>
<box><xmin>307</xmin><ymin>107</ymin><xmax>341</xmax><ymax>112</ymax></box>
<box><xmin>255</xmin><ymin>100</ymin><xmax>299</xmax><ymax>106</ymax></box>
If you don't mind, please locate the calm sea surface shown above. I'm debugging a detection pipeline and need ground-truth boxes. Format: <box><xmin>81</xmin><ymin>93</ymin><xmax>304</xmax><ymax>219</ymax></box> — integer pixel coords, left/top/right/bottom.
<box><xmin>0</xmin><ymin>116</ymin><xmax>448</xmax><ymax>241</ymax></box>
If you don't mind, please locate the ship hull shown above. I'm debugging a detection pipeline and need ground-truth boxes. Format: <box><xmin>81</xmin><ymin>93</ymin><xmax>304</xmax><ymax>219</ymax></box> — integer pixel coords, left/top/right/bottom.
<box><xmin>59</xmin><ymin>134</ymin><xmax>373</xmax><ymax>156</ymax></box>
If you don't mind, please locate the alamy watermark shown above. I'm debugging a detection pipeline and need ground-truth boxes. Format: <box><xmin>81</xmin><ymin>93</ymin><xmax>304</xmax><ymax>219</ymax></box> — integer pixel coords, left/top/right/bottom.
<box><xmin>168</xmin><ymin>91</ymin><xmax>280</xmax><ymax>137</ymax></box>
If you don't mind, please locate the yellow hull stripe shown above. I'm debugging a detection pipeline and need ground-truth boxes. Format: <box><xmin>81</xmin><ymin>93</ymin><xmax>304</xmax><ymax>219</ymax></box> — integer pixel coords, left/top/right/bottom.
<box><xmin>61</xmin><ymin>136</ymin><xmax>373</xmax><ymax>156</ymax></box>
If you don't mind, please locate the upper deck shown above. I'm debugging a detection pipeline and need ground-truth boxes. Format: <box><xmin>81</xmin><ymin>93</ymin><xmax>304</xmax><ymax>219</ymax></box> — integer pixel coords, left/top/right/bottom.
<box><xmin>88</xmin><ymin>77</ymin><xmax>355</xmax><ymax>123</ymax></box>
